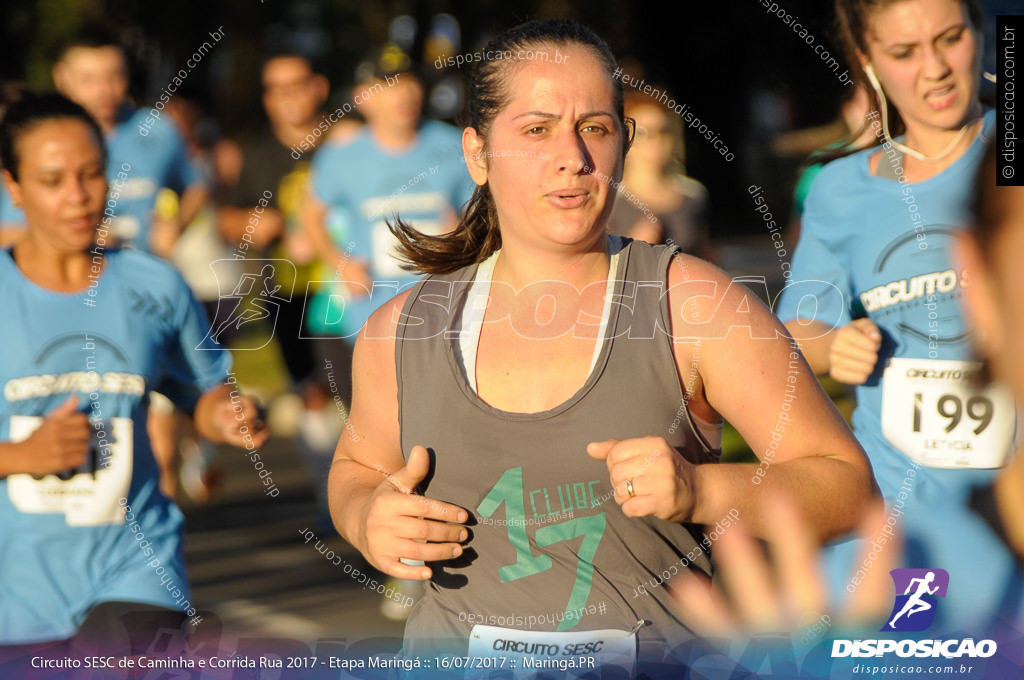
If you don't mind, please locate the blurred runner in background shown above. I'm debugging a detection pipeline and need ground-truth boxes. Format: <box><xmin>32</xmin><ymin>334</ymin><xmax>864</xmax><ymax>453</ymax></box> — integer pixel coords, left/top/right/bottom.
<box><xmin>607</xmin><ymin>87</ymin><xmax>714</xmax><ymax>261</ymax></box>
<box><xmin>52</xmin><ymin>24</ymin><xmax>215</xmax><ymax>503</ymax></box>
<box><xmin>0</xmin><ymin>92</ymin><xmax>266</xmax><ymax>652</ymax></box>
<box><xmin>218</xmin><ymin>54</ymin><xmax>340</xmax><ymax>513</ymax></box>
<box><xmin>305</xmin><ymin>43</ymin><xmax>475</xmax><ymax>620</ymax></box>
<box><xmin>52</xmin><ymin>24</ymin><xmax>209</xmax><ymax>257</ymax></box>
<box><xmin>778</xmin><ymin>0</ymin><xmax>1014</xmax><ymax>605</ymax></box>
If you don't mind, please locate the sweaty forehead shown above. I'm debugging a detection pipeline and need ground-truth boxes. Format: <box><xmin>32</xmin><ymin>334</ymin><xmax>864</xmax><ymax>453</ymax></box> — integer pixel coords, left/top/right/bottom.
<box><xmin>502</xmin><ymin>47</ymin><xmax>614</xmax><ymax>117</ymax></box>
<box><xmin>18</xmin><ymin>120</ymin><xmax>103</xmax><ymax>168</ymax></box>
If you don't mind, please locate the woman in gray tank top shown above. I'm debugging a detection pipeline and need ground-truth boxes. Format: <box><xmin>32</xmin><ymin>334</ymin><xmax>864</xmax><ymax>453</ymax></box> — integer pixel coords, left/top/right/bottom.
<box><xmin>327</xmin><ymin>19</ymin><xmax>877</xmax><ymax>676</ymax></box>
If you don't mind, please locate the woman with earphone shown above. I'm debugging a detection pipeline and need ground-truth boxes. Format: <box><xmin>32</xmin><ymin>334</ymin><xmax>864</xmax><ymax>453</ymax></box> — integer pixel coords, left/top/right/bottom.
<box><xmin>778</xmin><ymin>0</ymin><xmax>1015</xmax><ymax>516</ymax></box>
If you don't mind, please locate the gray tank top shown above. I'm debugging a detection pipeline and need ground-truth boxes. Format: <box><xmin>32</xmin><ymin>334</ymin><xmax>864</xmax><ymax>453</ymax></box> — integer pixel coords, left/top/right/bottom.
<box><xmin>396</xmin><ymin>238</ymin><xmax>720</xmax><ymax>656</ymax></box>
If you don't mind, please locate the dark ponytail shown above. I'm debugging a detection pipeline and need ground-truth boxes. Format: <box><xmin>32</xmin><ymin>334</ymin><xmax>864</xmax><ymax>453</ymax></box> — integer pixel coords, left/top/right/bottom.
<box><xmin>388</xmin><ymin>19</ymin><xmax>627</xmax><ymax>275</ymax></box>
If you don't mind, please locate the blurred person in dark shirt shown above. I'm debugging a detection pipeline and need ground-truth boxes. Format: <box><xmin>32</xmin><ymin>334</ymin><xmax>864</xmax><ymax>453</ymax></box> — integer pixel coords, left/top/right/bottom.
<box><xmin>218</xmin><ymin>54</ymin><xmax>351</xmax><ymax>520</ymax></box>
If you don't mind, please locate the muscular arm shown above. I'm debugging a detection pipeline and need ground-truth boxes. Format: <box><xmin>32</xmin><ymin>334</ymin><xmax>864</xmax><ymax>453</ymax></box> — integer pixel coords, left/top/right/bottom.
<box><xmin>786</xmin><ymin>318</ymin><xmax>883</xmax><ymax>385</ymax></box>
<box><xmin>783</xmin><ymin>320</ymin><xmax>836</xmax><ymax>375</ymax></box>
<box><xmin>672</xmin><ymin>255</ymin><xmax>877</xmax><ymax>543</ymax></box>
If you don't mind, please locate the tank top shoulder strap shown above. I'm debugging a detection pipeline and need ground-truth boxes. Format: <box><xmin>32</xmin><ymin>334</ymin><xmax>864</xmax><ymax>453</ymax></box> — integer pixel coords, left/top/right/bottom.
<box><xmin>611</xmin><ymin>239</ymin><xmax>721</xmax><ymax>457</ymax></box>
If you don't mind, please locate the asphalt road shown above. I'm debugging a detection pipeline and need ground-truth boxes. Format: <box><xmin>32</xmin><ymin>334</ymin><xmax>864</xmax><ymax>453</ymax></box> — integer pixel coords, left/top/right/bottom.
<box><xmin>180</xmin><ymin>434</ymin><xmax>407</xmax><ymax>655</ymax></box>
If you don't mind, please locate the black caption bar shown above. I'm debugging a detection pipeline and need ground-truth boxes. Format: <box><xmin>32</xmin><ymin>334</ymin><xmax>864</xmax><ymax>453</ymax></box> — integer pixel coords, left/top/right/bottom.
<box><xmin>998</xmin><ymin>15</ymin><xmax>1022</xmax><ymax>186</ymax></box>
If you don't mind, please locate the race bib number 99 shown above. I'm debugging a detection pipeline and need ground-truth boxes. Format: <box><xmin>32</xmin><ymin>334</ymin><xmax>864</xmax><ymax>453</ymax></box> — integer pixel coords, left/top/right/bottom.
<box><xmin>7</xmin><ymin>415</ymin><xmax>133</xmax><ymax>526</ymax></box>
<box><xmin>881</xmin><ymin>358</ymin><xmax>1017</xmax><ymax>468</ymax></box>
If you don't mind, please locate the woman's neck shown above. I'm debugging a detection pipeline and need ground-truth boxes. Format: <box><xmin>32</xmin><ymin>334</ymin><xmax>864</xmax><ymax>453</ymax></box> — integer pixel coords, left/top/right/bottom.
<box><xmin>875</xmin><ymin>106</ymin><xmax>985</xmax><ymax>181</ymax></box>
<box><xmin>902</xmin><ymin>102</ymin><xmax>984</xmax><ymax>160</ymax></box>
<box><xmin>369</xmin><ymin>122</ymin><xmax>418</xmax><ymax>151</ymax></box>
<box><xmin>493</xmin><ymin>235</ymin><xmax>610</xmax><ymax>292</ymax></box>
<box><xmin>274</xmin><ymin>119</ymin><xmax>321</xmax><ymax>150</ymax></box>
<box><xmin>13</xmin><ymin>237</ymin><xmax>96</xmax><ymax>292</ymax></box>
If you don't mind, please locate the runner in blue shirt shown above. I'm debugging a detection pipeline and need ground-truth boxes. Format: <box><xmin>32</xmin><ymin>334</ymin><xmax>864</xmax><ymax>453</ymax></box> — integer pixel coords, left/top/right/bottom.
<box><xmin>0</xmin><ymin>92</ymin><xmax>267</xmax><ymax>650</ymax></box>
<box><xmin>305</xmin><ymin>48</ymin><xmax>475</xmax><ymax>344</ymax></box>
<box><xmin>52</xmin><ymin>26</ymin><xmax>218</xmax><ymax>505</ymax></box>
<box><xmin>778</xmin><ymin>0</ymin><xmax>1013</xmax><ymax>510</ymax></box>
<box><xmin>777</xmin><ymin>0</ymin><xmax>1017</xmax><ymax>611</ymax></box>
<box><xmin>52</xmin><ymin>25</ymin><xmax>208</xmax><ymax>257</ymax></box>
<box><xmin>668</xmin><ymin>141</ymin><xmax>1024</xmax><ymax>675</ymax></box>
<box><xmin>302</xmin><ymin>50</ymin><xmax>474</xmax><ymax>619</ymax></box>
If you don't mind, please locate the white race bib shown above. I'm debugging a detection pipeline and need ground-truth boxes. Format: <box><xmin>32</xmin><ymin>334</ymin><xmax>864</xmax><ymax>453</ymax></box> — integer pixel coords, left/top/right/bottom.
<box><xmin>881</xmin><ymin>358</ymin><xmax>1017</xmax><ymax>468</ymax></box>
<box><xmin>110</xmin><ymin>215</ymin><xmax>141</xmax><ymax>241</ymax></box>
<box><xmin>467</xmin><ymin>624</ymin><xmax>636</xmax><ymax>679</ymax></box>
<box><xmin>7</xmin><ymin>415</ymin><xmax>133</xmax><ymax>526</ymax></box>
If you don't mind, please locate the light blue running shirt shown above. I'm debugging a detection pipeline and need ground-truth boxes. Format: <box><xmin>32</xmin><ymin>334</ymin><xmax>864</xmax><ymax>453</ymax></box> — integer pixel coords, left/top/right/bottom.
<box><xmin>306</xmin><ymin>120</ymin><xmax>475</xmax><ymax>337</ymax></box>
<box><xmin>104</xmin><ymin>109</ymin><xmax>203</xmax><ymax>252</ymax></box>
<box><xmin>778</xmin><ymin>110</ymin><xmax>1014</xmax><ymax>508</ymax></box>
<box><xmin>778</xmin><ymin>110</ymin><xmax>1023</xmax><ymax>621</ymax></box>
<box><xmin>0</xmin><ymin>247</ymin><xmax>229</xmax><ymax>644</ymax></box>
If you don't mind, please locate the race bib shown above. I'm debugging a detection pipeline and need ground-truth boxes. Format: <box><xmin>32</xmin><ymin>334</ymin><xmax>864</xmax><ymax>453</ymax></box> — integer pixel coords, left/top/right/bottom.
<box><xmin>467</xmin><ymin>624</ymin><xmax>637</xmax><ymax>679</ymax></box>
<box><xmin>110</xmin><ymin>215</ymin><xmax>141</xmax><ymax>241</ymax></box>
<box><xmin>881</xmin><ymin>358</ymin><xmax>1017</xmax><ymax>468</ymax></box>
<box><xmin>7</xmin><ymin>415</ymin><xmax>133</xmax><ymax>526</ymax></box>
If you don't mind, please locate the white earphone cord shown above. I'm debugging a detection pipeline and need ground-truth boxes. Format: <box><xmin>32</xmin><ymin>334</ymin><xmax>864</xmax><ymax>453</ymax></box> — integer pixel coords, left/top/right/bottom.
<box><xmin>864</xmin><ymin>64</ymin><xmax>978</xmax><ymax>163</ymax></box>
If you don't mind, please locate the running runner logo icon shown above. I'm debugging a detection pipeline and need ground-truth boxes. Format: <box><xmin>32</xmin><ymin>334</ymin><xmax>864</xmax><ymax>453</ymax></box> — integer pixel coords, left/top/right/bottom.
<box><xmin>198</xmin><ymin>259</ymin><xmax>296</xmax><ymax>350</ymax></box>
<box><xmin>881</xmin><ymin>568</ymin><xmax>949</xmax><ymax>632</ymax></box>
